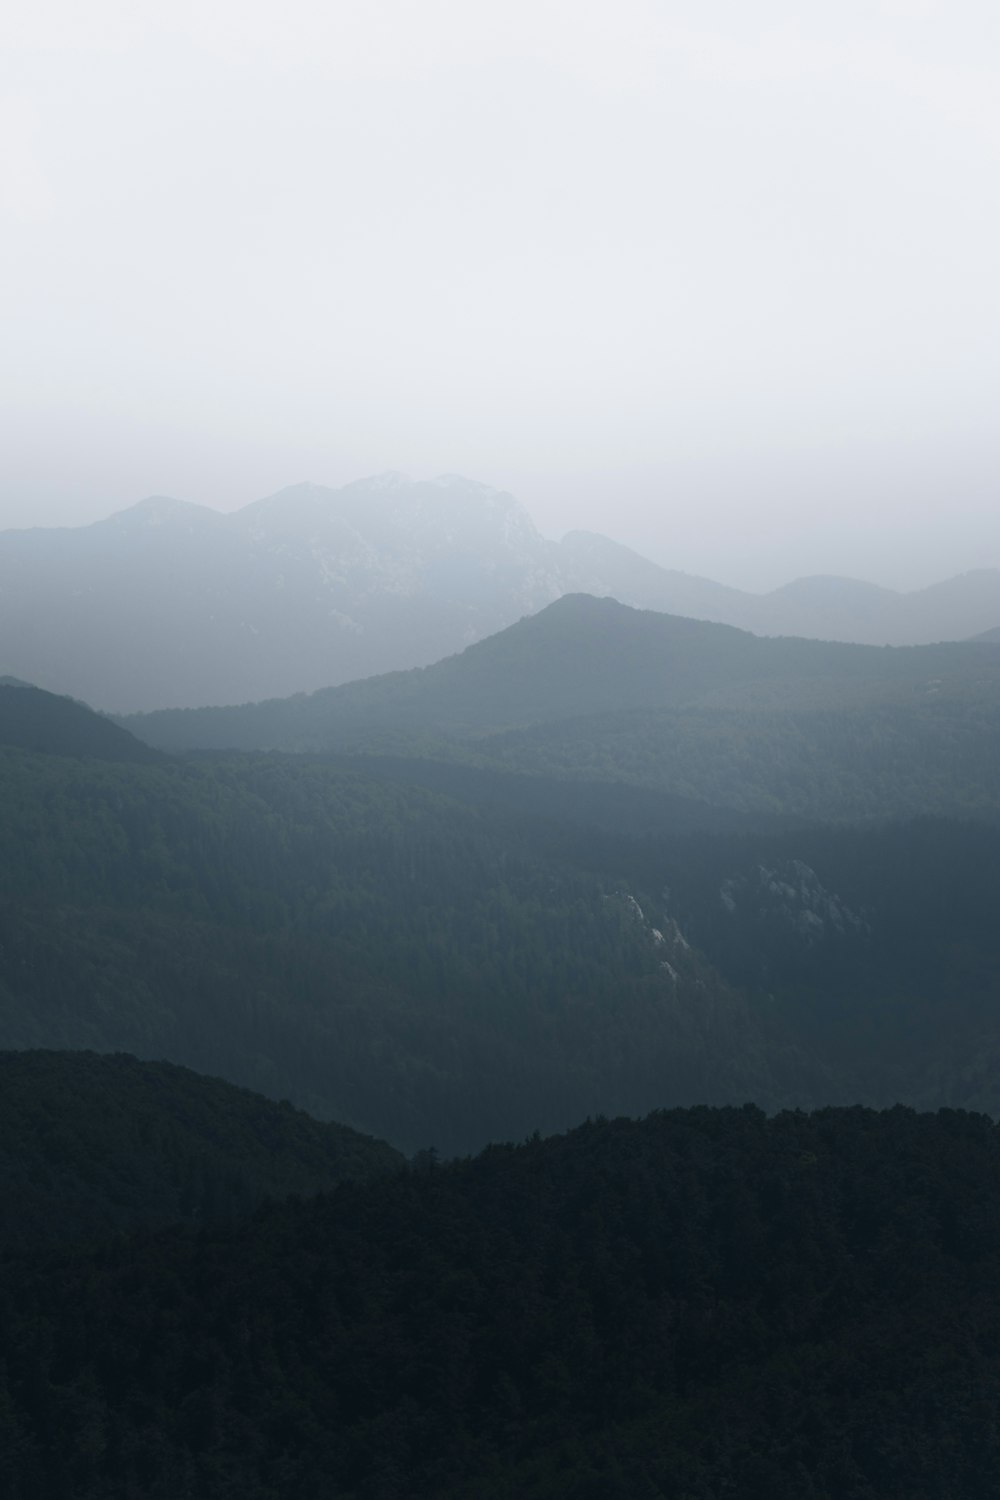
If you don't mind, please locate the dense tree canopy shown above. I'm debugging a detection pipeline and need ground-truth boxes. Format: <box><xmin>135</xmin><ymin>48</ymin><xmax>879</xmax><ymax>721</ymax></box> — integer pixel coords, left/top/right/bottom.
<box><xmin>0</xmin><ymin>1051</ymin><xmax>400</xmax><ymax>1250</ymax></box>
<box><xmin>3</xmin><ymin>1104</ymin><xmax>1000</xmax><ymax>1498</ymax></box>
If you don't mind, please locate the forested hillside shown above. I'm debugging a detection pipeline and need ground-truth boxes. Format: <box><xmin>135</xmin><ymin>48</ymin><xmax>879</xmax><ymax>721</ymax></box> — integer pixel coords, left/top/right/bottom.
<box><xmin>0</xmin><ymin>1051</ymin><xmax>401</xmax><ymax>1249</ymax></box>
<box><xmin>6</xmin><ymin>677</ymin><xmax>1000</xmax><ymax>1151</ymax></box>
<box><xmin>0</xmin><ymin>735</ymin><xmax>801</xmax><ymax>1154</ymax></box>
<box><xmin>4</xmin><ymin>1104</ymin><xmax>1000</xmax><ymax>1498</ymax></box>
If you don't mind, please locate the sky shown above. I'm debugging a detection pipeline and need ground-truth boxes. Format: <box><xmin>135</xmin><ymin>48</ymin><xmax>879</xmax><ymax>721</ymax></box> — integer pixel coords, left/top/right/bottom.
<box><xmin>3</xmin><ymin>0</ymin><xmax>1000</xmax><ymax>592</ymax></box>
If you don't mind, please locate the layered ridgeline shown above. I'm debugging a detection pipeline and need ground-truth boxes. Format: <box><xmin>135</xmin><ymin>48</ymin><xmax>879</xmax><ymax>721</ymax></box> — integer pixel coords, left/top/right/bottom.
<box><xmin>7</xmin><ymin>683</ymin><xmax>1000</xmax><ymax>1147</ymax></box>
<box><xmin>0</xmin><ymin>683</ymin><xmax>797</xmax><ymax>1154</ymax></box>
<box><xmin>127</xmin><ymin>594</ymin><xmax>1000</xmax><ymax>823</ymax></box>
<box><xmin>3</xmin><ymin>473</ymin><xmax>1000</xmax><ymax>711</ymax></box>
<box><xmin>5</xmin><ymin>1104</ymin><xmax>1000</xmax><ymax>1498</ymax></box>
<box><xmin>0</xmin><ymin>1051</ymin><xmax>401</xmax><ymax>1250</ymax></box>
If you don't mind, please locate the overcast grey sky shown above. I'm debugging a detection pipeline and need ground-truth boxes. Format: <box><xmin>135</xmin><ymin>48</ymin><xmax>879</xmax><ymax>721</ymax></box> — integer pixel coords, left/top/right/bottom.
<box><xmin>3</xmin><ymin>0</ymin><xmax>999</xmax><ymax>590</ymax></box>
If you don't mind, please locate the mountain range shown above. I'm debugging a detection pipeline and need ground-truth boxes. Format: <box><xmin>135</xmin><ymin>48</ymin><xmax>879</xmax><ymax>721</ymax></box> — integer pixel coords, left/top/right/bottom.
<box><xmin>8</xmin><ymin>624</ymin><xmax>1000</xmax><ymax>1500</ymax></box>
<box><xmin>4</xmin><ymin>472</ymin><xmax>1000</xmax><ymax>711</ymax></box>
<box><xmin>7</xmin><ymin>475</ymin><xmax>1000</xmax><ymax>1497</ymax></box>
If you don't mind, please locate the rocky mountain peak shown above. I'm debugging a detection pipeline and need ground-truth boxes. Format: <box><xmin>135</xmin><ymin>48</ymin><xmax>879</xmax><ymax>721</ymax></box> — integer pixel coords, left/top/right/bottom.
<box><xmin>109</xmin><ymin>494</ymin><xmax>221</xmax><ymax>531</ymax></box>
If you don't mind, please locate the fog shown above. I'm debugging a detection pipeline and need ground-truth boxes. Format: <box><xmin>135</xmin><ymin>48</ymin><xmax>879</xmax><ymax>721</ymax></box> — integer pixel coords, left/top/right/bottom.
<box><xmin>3</xmin><ymin>0</ymin><xmax>999</xmax><ymax>590</ymax></box>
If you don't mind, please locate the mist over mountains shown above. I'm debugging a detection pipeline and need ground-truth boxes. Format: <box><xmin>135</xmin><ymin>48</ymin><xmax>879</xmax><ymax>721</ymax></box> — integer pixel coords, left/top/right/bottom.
<box><xmin>11</xmin><ymin>0</ymin><xmax>1000</xmax><ymax>1483</ymax></box>
<box><xmin>6</xmin><ymin>530</ymin><xmax>1000</xmax><ymax>1492</ymax></box>
<box><xmin>3</xmin><ymin>471</ymin><xmax>1000</xmax><ymax>711</ymax></box>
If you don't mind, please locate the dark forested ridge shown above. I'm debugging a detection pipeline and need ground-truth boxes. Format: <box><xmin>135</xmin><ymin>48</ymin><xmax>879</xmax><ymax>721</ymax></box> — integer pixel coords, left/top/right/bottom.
<box><xmin>4</xmin><ymin>1104</ymin><xmax>1000</xmax><ymax>1498</ymax></box>
<box><xmin>0</xmin><ymin>1051</ymin><xmax>401</xmax><ymax>1250</ymax></box>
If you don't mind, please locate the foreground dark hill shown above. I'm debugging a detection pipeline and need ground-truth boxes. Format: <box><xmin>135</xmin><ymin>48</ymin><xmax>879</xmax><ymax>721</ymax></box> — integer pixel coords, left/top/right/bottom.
<box><xmin>127</xmin><ymin>595</ymin><xmax>1000</xmax><ymax>822</ymax></box>
<box><xmin>0</xmin><ymin>1051</ymin><xmax>401</xmax><ymax>1250</ymax></box>
<box><xmin>5</xmin><ymin>1104</ymin><xmax>1000</xmax><ymax>1498</ymax></box>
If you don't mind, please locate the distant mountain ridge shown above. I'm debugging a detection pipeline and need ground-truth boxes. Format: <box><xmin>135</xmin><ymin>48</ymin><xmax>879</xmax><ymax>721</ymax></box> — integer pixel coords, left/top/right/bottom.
<box><xmin>126</xmin><ymin>595</ymin><xmax>1000</xmax><ymax>825</ymax></box>
<box><xmin>3</xmin><ymin>472</ymin><xmax>1000</xmax><ymax>710</ymax></box>
<box><xmin>128</xmin><ymin>593</ymin><xmax>1000</xmax><ymax>751</ymax></box>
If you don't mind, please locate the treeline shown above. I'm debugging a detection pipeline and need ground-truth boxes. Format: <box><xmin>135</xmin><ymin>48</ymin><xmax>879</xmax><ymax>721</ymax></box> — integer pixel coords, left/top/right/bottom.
<box><xmin>3</xmin><ymin>1103</ymin><xmax>1000</xmax><ymax>1497</ymax></box>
